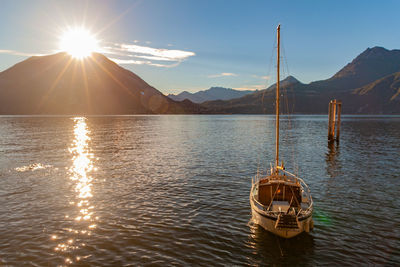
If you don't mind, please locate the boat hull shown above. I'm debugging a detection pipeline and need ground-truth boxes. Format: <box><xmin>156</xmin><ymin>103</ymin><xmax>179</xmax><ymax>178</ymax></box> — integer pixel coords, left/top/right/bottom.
<box><xmin>250</xmin><ymin>194</ymin><xmax>313</xmax><ymax>239</ymax></box>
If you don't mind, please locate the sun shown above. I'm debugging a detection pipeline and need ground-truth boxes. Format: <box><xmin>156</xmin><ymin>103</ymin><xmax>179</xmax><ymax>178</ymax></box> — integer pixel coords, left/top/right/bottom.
<box><xmin>59</xmin><ymin>27</ymin><xmax>99</xmax><ymax>59</ymax></box>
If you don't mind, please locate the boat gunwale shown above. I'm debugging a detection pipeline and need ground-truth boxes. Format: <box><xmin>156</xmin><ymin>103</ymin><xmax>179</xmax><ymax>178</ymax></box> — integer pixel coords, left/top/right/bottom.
<box><xmin>251</xmin><ymin>171</ymin><xmax>313</xmax><ymax>216</ymax></box>
<box><xmin>250</xmin><ymin>192</ymin><xmax>313</xmax><ymax>222</ymax></box>
<box><xmin>252</xmin><ymin>169</ymin><xmax>314</xmax><ymax>214</ymax></box>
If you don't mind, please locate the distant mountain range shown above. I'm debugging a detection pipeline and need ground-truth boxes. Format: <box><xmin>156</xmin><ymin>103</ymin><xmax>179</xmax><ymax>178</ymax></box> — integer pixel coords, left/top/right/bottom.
<box><xmin>0</xmin><ymin>46</ymin><xmax>399</xmax><ymax>114</ymax></box>
<box><xmin>0</xmin><ymin>52</ymin><xmax>204</xmax><ymax>114</ymax></box>
<box><xmin>202</xmin><ymin>47</ymin><xmax>400</xmax><ymax>114</ymax></box>
<box><xmin>168</xmin><ymin>87</ymin><xmax>254</xmax><ymax>103</ymax></box>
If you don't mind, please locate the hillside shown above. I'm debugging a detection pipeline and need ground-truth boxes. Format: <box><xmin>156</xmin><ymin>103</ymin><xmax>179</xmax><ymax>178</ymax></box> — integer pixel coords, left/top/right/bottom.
<box><xmin>350</xmin><ymin>72</ymin><xmax>400</xmax><ymax>113</ymax></box>
<box><xmin>0</xmin><ymin>52</ymin><xmax>204</xmax><ymax>114</ymax></box>
<box><xmin>1</xmin><ymin>47</ymin><xmax>399</xmax><ymax>114</ymax></box>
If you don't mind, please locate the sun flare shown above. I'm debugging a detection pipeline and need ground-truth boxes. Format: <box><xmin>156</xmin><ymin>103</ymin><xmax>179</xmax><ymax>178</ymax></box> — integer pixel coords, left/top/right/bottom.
<box><xmin>59</xmin><ymin>28</ymin><xmax>99</xmax><ymax>59</ymax></box>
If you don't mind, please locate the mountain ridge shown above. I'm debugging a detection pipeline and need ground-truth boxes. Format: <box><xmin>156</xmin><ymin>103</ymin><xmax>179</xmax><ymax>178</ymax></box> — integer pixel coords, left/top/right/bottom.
<box><xmin>0</xmin><ymin>52</ymin><xmax>205</xmax><ymax>114</ymax></box>
<box><xmin>0</xmin><ymin>47</ymin><xmax>399</xmax><ymax>114</ymax></box>
<box><xmin>201</xmin><ymin>47</ymin><xmax>400</xmax><ymax>114</ymax></box>
<box><xmin>168</xmin><ymin>86</ymin><xmax>255</xmax><ymax>103</ymax></box>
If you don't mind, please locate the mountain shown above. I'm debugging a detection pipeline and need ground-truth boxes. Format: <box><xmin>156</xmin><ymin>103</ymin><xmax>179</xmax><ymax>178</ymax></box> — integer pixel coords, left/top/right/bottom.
<box><xmin>350</xmin><ymin>72</ymin><xmax>400</xmax><ymax>113</ymax></box>
<box><xmin>2</xmin><ymin>47</ymin><xmax>399</xmax><ymax>115</ymax></box>
<box><xmin>263</xmin><ymin>75</ymin><xmax>300</xmax><ymax>92</ymax></box>
<box><xmin>311</xmin><ymin>46</ymin><xmax>400</xmax><ymax>92</ymax></box>
<box><xmin>202</xmin><ymin>75</ymin><xmax>304</xmax><ymax>113</ymax></box>
<box><xmin>202</xmin><ymin>47</ymin><xmax>400</xmax><ymax>114</ymax></box>
<box><xmin>168</xmin><ymin>87</ymin><xmax>254</xmax><ymax>103</ymax></box>
<box><xmin>0</xmin><ymin>52</ymin><xmax>204</xmax><ymax>114</ymax></box>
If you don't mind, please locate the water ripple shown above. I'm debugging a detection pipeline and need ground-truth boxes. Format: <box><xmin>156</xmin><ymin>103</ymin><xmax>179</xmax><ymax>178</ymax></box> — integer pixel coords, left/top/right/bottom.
<box><xmin>0</xmin><ymin>115</ymin><xmax>399</xmax><ymax>265</ymax></box>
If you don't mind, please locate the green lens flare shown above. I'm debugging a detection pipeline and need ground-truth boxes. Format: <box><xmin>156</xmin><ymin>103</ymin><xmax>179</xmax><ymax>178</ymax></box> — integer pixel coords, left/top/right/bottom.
<box><xmin>313</xmin><ymin>208</ymin><xmax>332</xmax><ymax>226</ymax></box>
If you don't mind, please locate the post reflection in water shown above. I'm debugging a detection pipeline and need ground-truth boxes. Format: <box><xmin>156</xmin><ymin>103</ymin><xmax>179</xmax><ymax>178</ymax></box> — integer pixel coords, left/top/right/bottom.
<box><xmin>53</xmin><ymin>117</ymin><xmax>98</xmax><ymax>264</ymax></box>
<box><xmin>326</xmin><ymin>141</ymin><xmax>342</xmax><ymax>178</ymax></box>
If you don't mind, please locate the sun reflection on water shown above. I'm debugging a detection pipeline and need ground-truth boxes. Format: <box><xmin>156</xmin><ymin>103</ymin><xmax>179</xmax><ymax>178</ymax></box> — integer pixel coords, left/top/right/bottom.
<box><xmin>69</xmin><ymin>117</ymin><xmax>94</xmax><ymax>200</ymax></box>
<box><xmin>52</xmin><ymin>117</ymin><xmax>98</xmax><ymax>264</ymax></box>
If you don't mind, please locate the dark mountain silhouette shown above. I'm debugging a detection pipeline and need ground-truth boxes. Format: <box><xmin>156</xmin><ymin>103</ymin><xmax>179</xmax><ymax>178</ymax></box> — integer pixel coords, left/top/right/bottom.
<box><xmin>312</xmin><ymin>46</ymin><xmax>400</xmax><ymax>91</ymax></box>
<box><xmin>1</xmin><ymin>47</ymin><xmax>399</xmax><ymax>114</ymax></box>
<box><xmin>0</xmin><ymin>52</ymin><xmax>204</xmax><ymax>114</ymax></box>
<box><xmin>168</xmin><ymin>87</ymin><xmax>254</xmax><ymax>103</ymax></box>
<box><xmin>202</xmin><ymin>76</ymin><xmax>305</xmax><ymax>113</ymax></box>
<box><xmin>264</xmin><ymin>75</ymin><xmax>300</xmax><ymax>92</ymax></box>
<box><xmin>350</xmin><ymin>72</ymin><xmax>400</xmax><ymax>113</ymax></box>
<box><xmin>202</xmin><ymin>47</ymin><xmax>400</xmax><ymax>114</ymax></box>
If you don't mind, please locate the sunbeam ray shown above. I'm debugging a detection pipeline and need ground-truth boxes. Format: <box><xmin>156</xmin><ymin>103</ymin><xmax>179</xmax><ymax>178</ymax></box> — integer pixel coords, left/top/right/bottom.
<box><xmin>90</xmin><ymin>55</ymin><xmax>137</xmax><ymax>98</ymax></box>
<box><xmin>36</xmin><ymin>56</ymin><xmax>73</xmax><ymax>112</ymax></box>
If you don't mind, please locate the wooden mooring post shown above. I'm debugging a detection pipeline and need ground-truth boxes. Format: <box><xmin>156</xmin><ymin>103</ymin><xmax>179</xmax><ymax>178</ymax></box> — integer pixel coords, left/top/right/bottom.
<box><xmin>328</xmin><ymin>99</ymin><xmax>342</xmax><ymax>142</ymax></box>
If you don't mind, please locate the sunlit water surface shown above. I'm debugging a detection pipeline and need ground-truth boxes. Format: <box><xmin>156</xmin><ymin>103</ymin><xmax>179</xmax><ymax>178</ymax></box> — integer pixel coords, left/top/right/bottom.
<box><xmin>0</xmin><ymin>115</ymin><xmax>399</xmax><ymax>266</ymax></box>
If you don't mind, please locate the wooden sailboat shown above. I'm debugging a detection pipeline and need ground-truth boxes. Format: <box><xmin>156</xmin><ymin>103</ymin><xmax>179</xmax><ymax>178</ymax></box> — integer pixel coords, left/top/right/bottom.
<box><xmin>250</xmin><ymin>25</ymin><xmax>313</xmax><ymax>238</ymax></box>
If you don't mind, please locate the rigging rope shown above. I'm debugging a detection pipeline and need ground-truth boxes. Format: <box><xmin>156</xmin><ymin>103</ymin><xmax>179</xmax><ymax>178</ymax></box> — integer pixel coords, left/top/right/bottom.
<box><xmin>280</xmin><ymin>35</ymin><xmax>299</xmax><ymax>173</ymax></box>
<box><xmin>259</xmin><ymin>26</ymin><xmax>300</xmax><ymax>175</ymax></box>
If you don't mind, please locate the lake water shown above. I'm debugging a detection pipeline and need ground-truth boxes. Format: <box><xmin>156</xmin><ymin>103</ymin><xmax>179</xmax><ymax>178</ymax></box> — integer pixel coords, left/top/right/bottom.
<box><xmin>0</xmin><ymin>115</ymin><xmax>399</xmax><ymax>266</ymax></box>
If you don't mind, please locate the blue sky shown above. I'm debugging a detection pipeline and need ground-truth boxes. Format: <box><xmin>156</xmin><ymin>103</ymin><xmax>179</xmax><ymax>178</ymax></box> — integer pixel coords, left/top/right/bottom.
<box><xmin>0</xmin><ymin>0</ymin><xmax>399</xmax><ymax>94</ymax></box>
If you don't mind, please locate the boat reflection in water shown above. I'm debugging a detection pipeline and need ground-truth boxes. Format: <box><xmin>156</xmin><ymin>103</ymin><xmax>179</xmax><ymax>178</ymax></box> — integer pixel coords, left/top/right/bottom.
<box><xmin>53</xmin><ymin>117</ymin><xmax>98</xmax><ymax>264</ymax></box>
<box><xmin>247</xmin><ymin>220</ymin><xmax>315</xmax><ymax>265</ymax></box>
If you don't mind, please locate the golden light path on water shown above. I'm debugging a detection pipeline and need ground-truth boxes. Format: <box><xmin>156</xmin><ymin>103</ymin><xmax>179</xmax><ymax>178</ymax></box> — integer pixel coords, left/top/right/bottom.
<box><xmin>70</xmin><ymin>117</ymin><xmax>94</xmax><ymax>202</ymax></box>
<box><xmin>53</xmin><ymin>117</ymin><xmax>98</xmax><ymax>265</ymax></box>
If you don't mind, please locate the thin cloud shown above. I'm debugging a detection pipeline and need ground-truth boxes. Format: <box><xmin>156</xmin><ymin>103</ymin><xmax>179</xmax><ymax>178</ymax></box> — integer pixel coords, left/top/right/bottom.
<box><xmin>134</xmin><ymin>55</ymin><xmax>179</xmax><ymax>61</ymax></box>
<box><xmin>252</xmin><ymin>74</ymin><xmax>271</xmax><ymax>80</ymax></box>
<box><xmin>109</xmin><ymin>57</ymin><xmax>179</xmax><ymax>68</ymax></box>
<box><xmin>233</xmin><ymin>84</ymin><xmax>264</xmax><ymax>91</ymax></box>
<box><xmin>208</xmin><ymin>72</ymin><xmax>238</xmax><ymax>78</ymax></box>
<box><xmin>118</xmin><ymin>44</ymin><xmax>195</xmax><ymax>61</ymax></box>
<box><xmin>0</xmin><ymin>49</ymin><xmax>45</xmax><ymax>57</ymax></box>
<box><xmin>109</xmin><ymin>58</ymin><xmax>149</xmax><ymax>65</ymax></box>
<box><xmin>104</xmin><ymin>42</ymin><xmax>195</xmax><ymax>68</ymax></box>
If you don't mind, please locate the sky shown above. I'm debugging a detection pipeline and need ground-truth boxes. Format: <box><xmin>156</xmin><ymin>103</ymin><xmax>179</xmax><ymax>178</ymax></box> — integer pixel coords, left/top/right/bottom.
<box><xmin>0</xmin><ymin>0</ymin><xmax>400</xmax><ymax>94</ymax></box>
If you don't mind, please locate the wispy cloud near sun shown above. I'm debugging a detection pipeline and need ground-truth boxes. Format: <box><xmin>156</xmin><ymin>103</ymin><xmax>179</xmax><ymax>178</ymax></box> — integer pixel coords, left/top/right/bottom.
<box><xmin>0</xmin><ymin>49</ymin><xmax>45</xmax><ymax>57</ymax></box>
<box><xmin>104</xmin><ymin>42</ymin><xmax>195</xmax><ymax>68</ymax></box>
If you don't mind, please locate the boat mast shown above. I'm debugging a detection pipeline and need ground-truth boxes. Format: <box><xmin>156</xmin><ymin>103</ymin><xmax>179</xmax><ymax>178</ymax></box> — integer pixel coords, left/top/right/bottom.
<box><xmin>275</xmin><ymin>24</ymin><xmax>280</xmax><ymax>170</ymax></box>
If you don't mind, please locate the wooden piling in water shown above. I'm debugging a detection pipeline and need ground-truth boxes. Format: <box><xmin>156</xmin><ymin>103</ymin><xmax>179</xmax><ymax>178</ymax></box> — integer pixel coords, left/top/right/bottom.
<box><xmin>328</xmin><ymin>100</ymin><xmax>334</xmax><ymax>141</ymax></box>
<box><xmin>336</xmin><ymin>102</ymin><xmax>342</xmax><ymax>141</ymax></box>
<box><xmin>328</xmin><ymin>99</ymin><xmax>342</xmax><ymax>142</ymax></box>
